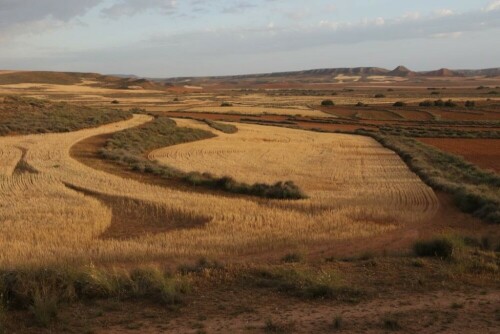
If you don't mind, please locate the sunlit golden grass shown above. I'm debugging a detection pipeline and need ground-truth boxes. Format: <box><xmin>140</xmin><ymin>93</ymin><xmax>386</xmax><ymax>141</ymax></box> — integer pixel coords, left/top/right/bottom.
<box><xmin>0</xmin><ymin>115</ymin><xmax>438</xmax><ymax>269</ymax></box>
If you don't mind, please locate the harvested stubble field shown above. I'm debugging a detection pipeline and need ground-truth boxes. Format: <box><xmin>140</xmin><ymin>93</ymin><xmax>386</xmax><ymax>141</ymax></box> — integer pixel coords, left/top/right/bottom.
<box><xmin>0</xmin><ymin>114</ymin><xmax>440</xmax><ymax>268</ymax></box>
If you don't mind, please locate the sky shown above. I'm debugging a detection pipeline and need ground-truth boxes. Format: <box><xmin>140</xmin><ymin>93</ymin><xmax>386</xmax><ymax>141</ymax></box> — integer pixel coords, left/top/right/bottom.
<box><xmin>0</xmin><ymin>0</ymin><xmax>499</xmax><ymax>77</ymax></box>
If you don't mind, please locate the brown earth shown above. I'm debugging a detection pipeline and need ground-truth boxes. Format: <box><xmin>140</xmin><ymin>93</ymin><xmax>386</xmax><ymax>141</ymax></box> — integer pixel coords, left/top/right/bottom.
<box><xmin>418</xmin><ymin>138</ymin><xmax>500</xmax><ymax>173</ymax></box>
<box><xmin>6</xmin><ymin>260</ymin><xmax>499</xmax><ymax>333</ymax></box>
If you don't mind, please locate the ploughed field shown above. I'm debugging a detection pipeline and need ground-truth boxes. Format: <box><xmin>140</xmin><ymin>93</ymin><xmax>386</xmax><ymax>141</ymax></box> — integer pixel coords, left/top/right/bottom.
<box><xmin>0</xmin><ymin>116</ymin><xmax>438</xmax><ymax>268</ymax></box>
<box><xmin>418</xmin><ymin>137</ymin><xmax>500</xmax><ymax>173</ymax></box>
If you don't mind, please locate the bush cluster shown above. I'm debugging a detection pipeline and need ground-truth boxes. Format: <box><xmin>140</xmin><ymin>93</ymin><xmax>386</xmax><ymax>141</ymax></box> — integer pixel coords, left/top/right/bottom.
<box><xmin>184</xmin><ymin>173</ymin><xmax>306</xmax><ymax>199</ymax></box>
<box><xmin>0</xmin><ymin>96</ymin><xmax>132</xmax><ymax>136</ymax></box>
<box><xmin>321</xmin><ymin>99</ymin><xmax>335</xmax><ymax>106</ymax></box>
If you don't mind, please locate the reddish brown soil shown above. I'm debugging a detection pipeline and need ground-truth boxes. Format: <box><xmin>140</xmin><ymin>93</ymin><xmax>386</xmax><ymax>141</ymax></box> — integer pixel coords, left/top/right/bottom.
<box><xmin>431</xmin><ymin>109</ymin><xmax>500</xmax><ymax>121</ymax></box>
<box><xmin>418</xmin><ymin>138</ymin><xmax>500</xmax><ymax>173</ymax></box>
<box><xmin>391</xmin><ymin>109</ymin><xmax>434</xmax><ymax>121</ymax></box>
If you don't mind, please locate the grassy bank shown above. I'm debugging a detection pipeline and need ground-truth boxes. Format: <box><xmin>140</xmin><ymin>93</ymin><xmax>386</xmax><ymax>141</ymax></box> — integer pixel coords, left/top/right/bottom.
<box><xmin>360</xmin><ymin>131</ymin><xmax>500</xmax><ymax>223</ymax></box>
<box><xmin>99</xmin><ymin>116</ymin><xmax>306</xmax><ymax>199</ymax></box>
<box><xmin>0</xmin><ymin>96</ymin><xmax>132</xmax><ymax>136</ymax></box>
<box><xmin>202</xmin><ymin>119</ymin><xmax>238</xmax><ymax>133</ymax></box>
<box><xmin>0</xmin><ymin>236</ymin><xmax>497</xmax><ymax>330</ymax></box>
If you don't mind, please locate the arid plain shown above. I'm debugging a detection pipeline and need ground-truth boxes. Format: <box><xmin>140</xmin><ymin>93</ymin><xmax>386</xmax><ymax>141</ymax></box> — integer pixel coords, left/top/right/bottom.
<box><xmin>0</xmin><ymin>68</ymin><xmax>499</xmax><ymax>333</ymax></box>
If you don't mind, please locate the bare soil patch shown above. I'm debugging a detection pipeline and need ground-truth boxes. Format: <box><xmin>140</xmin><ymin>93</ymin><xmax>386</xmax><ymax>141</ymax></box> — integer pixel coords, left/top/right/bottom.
<box><xmin>418</xmin><ymin>138</ymin><xmax>500</xmax><ymax>173</ymax></box>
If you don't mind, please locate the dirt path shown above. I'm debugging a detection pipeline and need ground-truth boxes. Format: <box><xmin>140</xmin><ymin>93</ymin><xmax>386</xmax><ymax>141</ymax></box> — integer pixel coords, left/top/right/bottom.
<box><xmin>60</xmin><ymin>287</ymin><xmax>497</xmax><ymax>333</ymax></box>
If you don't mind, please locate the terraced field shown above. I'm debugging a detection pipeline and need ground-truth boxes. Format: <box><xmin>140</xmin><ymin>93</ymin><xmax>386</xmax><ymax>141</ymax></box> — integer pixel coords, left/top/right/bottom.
<box><xmin>0</xmin><ymin>116</ymin><xmax>439</xmax><ymax>268</ymax></box>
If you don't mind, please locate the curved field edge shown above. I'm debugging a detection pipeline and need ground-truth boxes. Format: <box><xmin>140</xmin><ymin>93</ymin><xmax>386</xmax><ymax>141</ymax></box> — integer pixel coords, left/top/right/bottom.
<box><xmin>0</xmin><ymin>96</ymin><xmax>133</xmax><ymax>136</ymax></box>
<box><xmin>98</xmin><ymin>116</ymin><xmax>306</xmax><ymax>199</ymax></box>
<box><xmin>358</xmin><ymin>131</ymin><xmax>500</xmax><ymax>223</ymax></box>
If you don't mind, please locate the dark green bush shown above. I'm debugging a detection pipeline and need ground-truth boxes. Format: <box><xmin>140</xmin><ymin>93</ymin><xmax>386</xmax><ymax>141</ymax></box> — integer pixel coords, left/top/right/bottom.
<box><xmin>444</xmin><ymin>99</ymin><xmax>457</xmax><ymax>107</ymax></box>
<box><xmin>464</xmin><ymin>100</ymin><xmax>476</xmax><ymax>108</ymax></box>
<box><xmin>374</xmin><ymin>93</ymin><xmax>385</xmax><ymax>98</ymax></box>
<box><xmin>419</xmin><ymin>100</ymin><xmax>433</xmax><ymax>107</ymax></box>
<box><xmin>414</xmin><ymin>238</ymin><xmax>455</xmax><ymax>259</ymax></box>
<box><xmin>433</xmin><ymin>99</ymin><xmax>444</xmax><ymax>106</ymax></box>
<box><xmin>393</xmin><ymin>101</ymin><xmax>406</xmax><ymax>107</ymax></box>
<box><xmin>321</xmin><ymin>99</ymin><xmax>335</xmax><ymax>106</ymax></box>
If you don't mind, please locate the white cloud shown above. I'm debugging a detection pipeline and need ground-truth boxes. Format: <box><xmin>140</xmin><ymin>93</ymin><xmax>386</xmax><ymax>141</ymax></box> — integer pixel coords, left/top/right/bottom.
<box><xmin>101</xmin><ymin>0</ymin><xmax>177</xmax><ymax>17</ymax></box>
<box><xmin>485</xmin><ymin>0</ymin><xmax>500</xmax><ymax>12</ymax></box>
<box><xmin>434</xmin><ymin>9</ymin><xmax>454</xmax><ymax>17</ymax></box>
<box><xmin>0</xmin><ymin>0</ymin><xmax>101</xmax><ymax>36</ymax></box>
<box><xmin>431</xmin><ymin>31</ymin><xmax>462</xmax><ymax>39</ymax></box>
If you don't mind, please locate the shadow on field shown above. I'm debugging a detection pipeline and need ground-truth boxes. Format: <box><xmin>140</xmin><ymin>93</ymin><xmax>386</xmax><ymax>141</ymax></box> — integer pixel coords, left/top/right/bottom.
<box><xmin>65</xmin><ymin>184</ymin><xmax>211</xmax><ymax>239</ymax></box>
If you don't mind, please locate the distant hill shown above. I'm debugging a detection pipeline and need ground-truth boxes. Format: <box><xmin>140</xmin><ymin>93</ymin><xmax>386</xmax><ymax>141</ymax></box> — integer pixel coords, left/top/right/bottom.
<box><xmin>0</xmin><ymin>71</ymin><xmax>169</xmax><ymax>90</ymax></box>
<box><xmin>454</xmin><ymin>68</ymin><xmax>500</xmax><ymax>77</ymax></box>
<box><xmin>1</xmin><ymin>66</ymin><xmax>499</xmax><ymax>89</ymax></box>
<box><xmin>421</xmin><ymin>68</ymin><xmax>460</xmax><ymax>77</ymax></box>
<box><xmin>0</xmin><ymin>71</ymin><xmax>99</xmax><ymax>85</ymax></box>
<box><xmin>387</xmin><ymin>65</ymin><xmax>417</xmax><ymax>77</ymax></box>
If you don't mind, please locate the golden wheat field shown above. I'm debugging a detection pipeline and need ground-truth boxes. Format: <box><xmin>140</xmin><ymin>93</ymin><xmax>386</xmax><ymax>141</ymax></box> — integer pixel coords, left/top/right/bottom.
<box><xmin>0</xmin><ymin>115</ymin><xmax>439</xmax><ymax>268</ymax></box>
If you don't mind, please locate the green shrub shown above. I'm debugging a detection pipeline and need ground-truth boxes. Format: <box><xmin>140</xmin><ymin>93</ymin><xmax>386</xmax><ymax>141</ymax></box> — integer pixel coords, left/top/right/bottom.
<box><xmin>444</xmin><ymin>99</ymin><xmax>457</xmax><ymax>107</ymax></box>
<box><xmin>203</xmin><ymin>119</ymin><xmax>238</xmax><ymax>134</ymax></box>
<box><xmin>413</xmin><ymin>237</ymin><xmax>458</xmax><ymax>259</ymax></box>
<box><xmin>383</xmin><ymin>317</ymin><xmax>401</xmax><ymax>331</ymax></box>
<box><xmin>30</xmin><ymin>288</ymin><xmax>59</xmax><ymax>327</ymax></box>
<box><xmin>281</xmin><ymin>253</ymin><xmax>303</xmax><ymax>263</ymax></box>
<box><xmin>220</xmin><ymin>102</ymin><xmax>233</xmax><ymax>107</ymax></box>
<box><xmin>393</xmin><ymin>101</ymin><xmax>406</xmax><ymax>107</ymax></box>
<box><xmin>264</xmin><ymin>319</ymin><xmax>295</xmax><ymax>333</ymax></box>
<box><xmin>250</xmin><ymin>267</ymin><xmax>362</xmax><ymax>301</ymax></box>
<box><xmin>464</xmin><ymin>100</ymin><xmax>476</xmax><ymax>108</ymax></box>
<box><xmin>321</xmin><ymin>99</ymin><xmax>335</xmax><ymax>106</ymax></box>
<box><xmin>419</xmin><ymin>100</ymin><xmax>433</xmax><ymax>107</ymax></box>
<box><xmin>374</xmin><ymin>93</ymin><xmax>385</xmax><ymax>98</ymax></box>
<box><xmin>0</xmin><ymin>96</ymin><xmax>132</xmax><ymax>136</ymax></box>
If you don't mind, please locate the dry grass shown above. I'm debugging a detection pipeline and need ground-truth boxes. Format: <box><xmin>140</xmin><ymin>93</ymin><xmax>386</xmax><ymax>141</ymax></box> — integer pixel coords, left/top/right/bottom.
<box><xmin>0</xmin><ymin>115</ymin><xmax>438</xmax><ymax>268</ymax></box>
<box><xmin>151</xmin><ymin>118</ymin><xmax>438</xmax><ymax>214</ymax></box>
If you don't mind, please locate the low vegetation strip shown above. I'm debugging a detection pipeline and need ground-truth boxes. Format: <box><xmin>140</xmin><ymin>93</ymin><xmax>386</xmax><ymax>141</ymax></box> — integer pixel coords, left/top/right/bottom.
<box><xmin>99</xmin><ymin>116</ymin><xmax>306</xmax><ymax>199</ymax></box>
<box><xmin>202</xmin><ymin>119</ymin><xmax>238</xmax><ymax>133</ymax></box>
<box><xmin>0</xmin><ymin>266</ymin><xmax>189</xmax><ymax>326</ymax></box>
<box><xmin>0</xmin><ymin>96</ymin><xmax>132</xmax><ymax>136</ymax></box>
<box><xmin>379</xmin><ymin>125</ymin><xmax>500</xmax><ymax>139</ymax></box>
<box><xmin>361</xmin><ymin>132</ymin><xmax>500</xmax><ymax>223</ymax></box>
